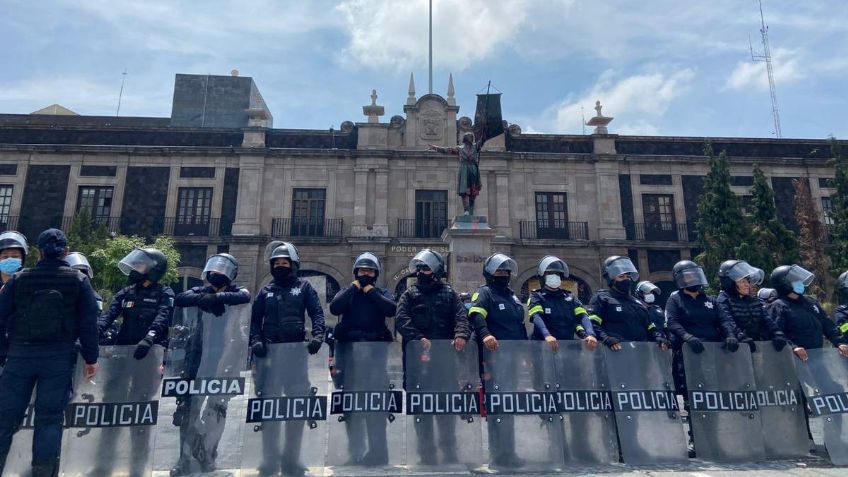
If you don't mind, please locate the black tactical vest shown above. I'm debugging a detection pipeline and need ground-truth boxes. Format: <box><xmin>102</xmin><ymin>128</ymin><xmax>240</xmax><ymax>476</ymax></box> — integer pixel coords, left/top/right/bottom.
<box><xmin>117</xmin><ymin>284</ymin><xmax>163</xmax><ymax>344</ymax></box>
<box><xmin>12</xmin><ymin>266</ymin><xmax>82</xmax><ymax>344</ymax></box>
<box><xmin>726</xmin><ymin>294</ymin><xmax>764</xmax><ymax>339</ymax></box>
<box><xmin>406</xmin><ymin>283</ymin><xmax>457</xmax><ymax>340</ymax></box>
<box><xmin>263</xmin><ymin>280</ymin><xmax>308</xmax><ymax>343</ymax></box>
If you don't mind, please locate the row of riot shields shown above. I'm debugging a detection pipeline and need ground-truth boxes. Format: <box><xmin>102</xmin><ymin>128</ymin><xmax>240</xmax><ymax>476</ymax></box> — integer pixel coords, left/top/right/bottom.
<box><xmin>5</xmin><ymin>311</ymin><xmax>848</xmax><ymax>475</ymax></box>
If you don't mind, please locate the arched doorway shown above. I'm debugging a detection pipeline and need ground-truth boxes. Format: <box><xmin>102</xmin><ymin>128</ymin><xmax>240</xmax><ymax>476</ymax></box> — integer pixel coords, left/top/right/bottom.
<box><xmin>520</xmin><ymin>273</ymin><xmax>593</xmax><ymax>304</ymax></box>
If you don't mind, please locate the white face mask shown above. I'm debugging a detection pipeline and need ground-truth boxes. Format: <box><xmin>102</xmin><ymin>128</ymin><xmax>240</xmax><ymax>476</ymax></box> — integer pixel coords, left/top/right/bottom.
<box><xmin>644</xmin><ymin>293</ymin><xmax>656</xmax><ymax>304</ymax></box>
<box><xmin>544</xmin><ymin>274</ymin><xmax>562</xmax><ymax>289</ymax></box>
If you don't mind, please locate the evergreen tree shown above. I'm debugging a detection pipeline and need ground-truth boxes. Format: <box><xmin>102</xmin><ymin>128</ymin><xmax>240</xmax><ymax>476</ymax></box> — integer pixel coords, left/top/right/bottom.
<box><xmin>695</xmin><ymin>143</ymin><xmax>752</xmax><ymax>288</ymax></box>
<box><xmin>66</xmin><ymin>208</ymin><xmax>111</xmax><ymax>258</ymax></box>
<box><xmin>793</xmin><ymin>178</ymin><xmax>831</xmax><ymax>301</ymax></box>
<box><xmin>827</xmin><ymin>137</ymin><xmax>848</xmax><ymax>276</ymax></box>
<box><xmin>744</xmin><ymin>165</ymin><xmax>800</xmax><ymax>274</ymax></box>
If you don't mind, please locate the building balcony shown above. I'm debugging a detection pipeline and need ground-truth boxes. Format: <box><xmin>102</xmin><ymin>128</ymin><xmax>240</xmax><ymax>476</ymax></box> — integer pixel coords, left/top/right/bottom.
<box><xmin>271</xmin><ymin>218</ymin><xmax>344</xmax><ymax>241</ymax></box>
<box><xmin>626</xmin><ymin>222</ymin><xmax>691</xmax><ymax>242</ymax></box>
<box><xmin>396</xmin><ymin>219</ymin><xmax>449</xmax><ymax>239</ymax></box>
<box><xmin>164</xmin><ymin>217</ymin><xmax>222</xmax><ymax>237</ymax></box>
<box><xmin>61</xmin><ymin>215</ymin><xmax>121</xmax><ymax>235</ymax></box>
<box><xmin>0</xmin><ymin>215</ymin><xmax>19</xmax><ymax>232</ymax></box>
<box><xmin>519</xmin><ymin>221</ymin><xmax>589</xmax><ymax>241</ymax></box>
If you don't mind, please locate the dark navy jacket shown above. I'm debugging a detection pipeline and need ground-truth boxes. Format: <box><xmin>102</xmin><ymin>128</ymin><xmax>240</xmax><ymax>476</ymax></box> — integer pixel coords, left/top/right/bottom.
<box><xmin>329</xmin><ymin>284</ymin><xmax>396</xmax><ymax>342</ymax></box>
<box><xmin>251</xmin><ymin>278</ymin><xmax>324</xmax><ymax>345</ymax></box>
<box><xmin>468</xmin><ymin>284</ymin><xmax>526</xmax><ymax>340</ymax></box>
<box><xmin>588</xmin><ymin>289</ymin><xmax>663</xmax><ymax>343</ymax></box>
<box><xmin>666</xmin><ymin>290</ymin><xmax>735</xmax><ymax>344</ymax></box>
<box><xmin>770</xmin><ymin>295</ymin><xmax>845</xmax><ymax>350</ymax></box>
<box><xmin>528</xmin><ymin>287</ymin><xmax>593</xmax><ymax>340</ymax></box>
<box><xmin>99</xmin><ymin>282</ymin><xmax>175</xmax><ymax>345</ymax></box>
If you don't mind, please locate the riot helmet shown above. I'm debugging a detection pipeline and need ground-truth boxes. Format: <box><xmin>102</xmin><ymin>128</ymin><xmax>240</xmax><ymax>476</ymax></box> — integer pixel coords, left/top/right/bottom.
<box><xmin>269</xmin><ymin>242</ymin><xmax>300</xmax><ymax>273</ymax></box>
<box><xmin>601</xmin><ymin>256</ymin><xmax>639</xmax><ymax>285</ymax></box>
<box><xmin>353</xmin><ymin>252</ymin><xmax>381</xmax><ymax>277</ymax></box>
<box><xmin>0</xmin><ymin>231</ymin><xmax>28</xmax><ymax>262</ymax></box>
<box><xmin>118</xmin><ymin>248</ymin><xmax>168</xmax><ymax>283</ymax></box>
<box><xmin>757</xmin><ymin>287</ymin><xmax>778</xmax><ymax>304</ymax></box>
<box><xmin>718</xmin><ymin>260</ymin><xmax>764</xmax><ymax>291</ymax></box>
<box><xmin>635</xmin><ymin>281</ymin><xmax>660</xmax><ymax>303</ymax></box>
<box><xmin>408</xmin><ymin>249</ymin><xmax>445</xmax><ymax>278</ymax></box>
<box><xmin>65</xmin><ymin>252</ymin><xmax>93</xmax><ymax>279</ymax></box>
<box><xmin>672</xmin><ymin>260</ymin><xmax>708</xmax><ymax>290</ymax></box>
<box><xmin>770</xmin><ymin>264</ymin><xmax>814</xmax><ymax>297</ymax></box>
<box><xmin>203</xmin><ymin>253</ymin><xmax>239</xmax><ymax>286</ymax></box>
<box><xmin>537</xmin><ymin>256</ymin><xmax>569</xmax><ymax>278</ymax></box>
<box><xmin>483</xmin><ymin>253</ymin><xmax>517</xmax><ymax>287</ymax></box>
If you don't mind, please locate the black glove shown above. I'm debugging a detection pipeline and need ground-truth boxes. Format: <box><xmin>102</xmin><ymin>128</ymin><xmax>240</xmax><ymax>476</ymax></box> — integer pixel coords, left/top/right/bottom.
<box><xmin>197</xmin><ymin>293</ymin><xmax>220</xmax><ymax>311</ymax></box>
<box><xmin>134</xmin><ymin>337</ymin><xmax>154</xmax><ymax>360</ymax></box>
<box><xmin>772</xmin><ymin>333</ymin><xmax>788</xmax><ymax>351</ymax></box>
<box><xmin>656</xmin><ymin>336</ymin><xmax>671</xmax><ymax>348</ymax></box>
<box><xmin>602</xmin><ymin>336</ymin><xmax>620</xmax><ymax>349</ymax></box>
<box><xmin>208</xmin><ymin>303</ymin><xmax>226</xmax><ymax>316</ymax></box>
<box><xmin>723</xmin><ymin>336</ymin><xmax>739</xmax><ymax>352</ymax></box>
<box><xmin>742</xmin><ymin>337</ymin><xmax>756</xmax><ymax>353</ymax></box>
<box><xmin>251</xmin><ymin>340</ymin><xmax>268</xmax><ymax>358</ymax></box>
<box><xmin>307</xmin><ymin>339</ymin><xmax>323</xmax><ymax>355</ymax></box>
<box><xmin>685</xmin><ymin>336</ymin><xmax>705</xmax><ymax>354</ymax></box>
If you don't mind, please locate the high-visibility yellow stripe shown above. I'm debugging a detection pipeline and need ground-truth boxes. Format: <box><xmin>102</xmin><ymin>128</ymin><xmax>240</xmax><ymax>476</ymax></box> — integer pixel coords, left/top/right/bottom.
<box><xmin>590</xmin><ymin>314</ymin><xmax>602</xmax><ymax>325</ymax></box>
<box><xmin>575</xmin><ymin>325</ymin><xmax>585</xmax><ymax>332</ymax></box>
<box><xmin>469</xmin><ymin>306</ymin><xmax>488</xmax><ymax>318</ymax></box>
<box><xmin>528</xmin><ymin>305</ymin><xmax>544</xmax><ymax>316</ymax></box>
<box><xmin>647</xmin><ymin>322</ymin><xmax>657</xmax><ymax>330</ymax></box>
<box><xmin>840</xmin><ymin>323</ymin><xmax>848</xmax><ymax>334</ymax></box>
<box><xmin>574</xmin><ymin>306</ymin><xmax>587</xmax><ymax>315</ymax></box>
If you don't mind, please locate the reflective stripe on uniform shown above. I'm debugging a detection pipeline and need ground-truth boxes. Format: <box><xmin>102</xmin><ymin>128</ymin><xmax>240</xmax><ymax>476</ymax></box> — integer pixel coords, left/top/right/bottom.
<box><xmin>574</xmin><ymin>306</ymin><xmax>587</xmax><ymax>316</ymax></box>
<box><xmin>589</xmin><ymin>314</ymin><xmax>602</xmax><ymax>325</ymax></box>
<box><xmin>528</xmin><ymin>305</ymin><xmax>544</xmax><ymax>316</ymax></box>
<box><xmin>469</xmin><ymin>306</ymin><xmax>488</xmax><ymax>318</ymax></box>
<box><xmin>840</xmin><ymin>323</ymin><xmax>848</xmax><ymax>334</ymax></box>
<box><xmin>575</xmin><ymin>325</ymin><xmax>585</xmax><ymax>332</ymax></box>
<box><xmin>648</xmin><ymin>322</ymin><xmax>657</xmax><ymax>330</ymax></box>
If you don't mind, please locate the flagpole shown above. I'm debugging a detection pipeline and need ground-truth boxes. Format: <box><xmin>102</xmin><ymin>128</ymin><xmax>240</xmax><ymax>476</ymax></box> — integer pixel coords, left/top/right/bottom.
<box><xmin>428</xmin><ymin>0</ymin><xmax>433</xmax><ymax>94</ymax></box>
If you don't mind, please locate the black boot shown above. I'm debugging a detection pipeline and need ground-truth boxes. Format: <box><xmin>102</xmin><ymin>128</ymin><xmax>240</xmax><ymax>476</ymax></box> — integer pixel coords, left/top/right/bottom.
<box><xmin>31</xmin><ymin>459</ymin><xmax>59</xmax><ymax>477</ymax></box>
<box><xmin>170</xmin><ymin>457</ymin><xmax>192</xmax><ymax>477</ymax></box>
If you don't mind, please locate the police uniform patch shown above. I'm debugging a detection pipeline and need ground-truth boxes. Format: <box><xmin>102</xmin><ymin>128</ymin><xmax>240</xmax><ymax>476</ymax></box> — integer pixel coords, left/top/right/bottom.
<box><xmin>267</xmin><ymin>292</ymin><xmax>274</xmax><ymax>297</ymax></box>
<box><xmin>498</xmin><ymin>303</ymin><xmax>506</xmax><ymax>310</ymax></box>
<box><xmin>545</xmin><ymin>308</ymin><xmax>551</xmax><ymax>314</ymax></box>
<box><xmin>813</xmin><ymin>305</ymin><xmax>820</xmax><ymax>313</ymax></box>
<box><xmin>290</xmin><ymin>288</ymin><xmax>301</xmax><ymax>296</ymax></box>
<box><xmin>616</xmin><ymin>306</ymin><xmax>622</xmax><ymax>312</ymax></box>
<box><xmin>705</xmin><ymin>302</ymin><xmax>714</xmax><ymax>309</ymax></box>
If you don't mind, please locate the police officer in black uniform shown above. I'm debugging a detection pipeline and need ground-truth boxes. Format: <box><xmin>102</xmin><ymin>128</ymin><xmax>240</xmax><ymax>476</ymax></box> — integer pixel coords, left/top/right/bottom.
<box><xmin>65</xmin><ymin>252</ymin><xmax>103</xmax><ymax>314</ymax></box>
<box><xmin>834</xmin><ymin>271</ymin><xmax>848</xmax><ymax>337</ymax></box>
<box><xmin>171</xmin><ymin>253</ymin><xmax>250</xmax><ymax>476</ymax></box>
<box><xmin>0</xmin><ymin>231</ymin><xmax>28</xmax><ymax>286</ymax></box>
<box><xmin>635</xmin><ymin>280</ymin><xmax>666</xmax><ymax>332</ymax></box>
<box><xmin>589</xmin><ymin>257</ymin><xmax>670</xmax><ymax>351</ymax></box>
<box><xmin>716</xmin><ymin>260</ymin><xmax>787</xmax><ymax>352</ymax></box>
<box><xmin>0</xmin><ymin>229</ymin><xmax>100</xmax><ymax>477</ymax></box>
<box><xmin>396</xmin><ymin>249</ymin><xmax>470</xmax><ymax>465</ymax></box>
<box><xmin>529</xmin><ymin>256</ymin><xmax>598</xmax><ymax>352</ymax></box>
<box><xmin>94</xmin><ymin>247</ymin><xmax>174</xmax><ymax>476</ymax></box>
<box><xmin>329</xmin><ymin>252</ymin><xmax>396</xmax><ymax>466</ymax></box>
<box><xmin>250</xmin><ymin>242</ymin><xmax>325</xmax><ymax>477</ymax></box>
<box><xmin>467</xmin><ymin>253</ymin><xmax>526</xmax><ymax>469</ymax></box>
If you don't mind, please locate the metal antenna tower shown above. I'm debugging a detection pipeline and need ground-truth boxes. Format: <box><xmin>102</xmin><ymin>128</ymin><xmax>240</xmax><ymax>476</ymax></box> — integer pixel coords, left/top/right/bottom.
<box><xmin>116</xmin><ymin>70</ymin><xmax>127</xmax><ymax>117</ymax></box>
<box><xmin>749</xmin><ymin>0</ymin><xmax>782</xmax><ymax>138</ymax></box>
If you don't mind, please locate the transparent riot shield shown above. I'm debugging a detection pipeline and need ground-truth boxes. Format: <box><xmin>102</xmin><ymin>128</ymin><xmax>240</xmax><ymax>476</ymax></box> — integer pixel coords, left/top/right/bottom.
<box><xmin>751</xmin><ymin>342</ymin><xmax>808</xmax><ymax>458</ymax></box>
<box><xmin>482</xmin><ymin>340</ymin><xmax>562</xmax><ymax>472</ymax></box>
<box><xmin>604</xmin><ymin>342</ymin><xmax>687</xmax><ymax>464</ymax></box>
<box><xmin>326</xmin><ymin>341</ymin><xmax>404</xmax><ymax>470</ymax></box>
<box><xmin>241</xmin><ymin>342</ymin><xmax>330</xmax><ymax>477</ymax></box>
<box><xmin>795</xmin><ymin>347</ymin><xmax>848</xmax><ymax>465</ymax></box>
<box><xmin>404</xmin><ymin>340</ymin><xmax>482</xmax><ymax>470</ymax></box>
<box><xmin>3</xmin><ymin>401</ymin><xmax>34</xmax><ymax>476</ymax></box>
<box><xmin>552</xmin><ymin>340</ymin><xmax>619</xmax><ymax>464</ymax></box>
<box><xmin>61</xmin><ymin>345</ymin><xmax>165</xmax><ymax>477</ymax></box>
<box><xmin>155</xmin><ymin>304</ymin><xmax>251</xmax><ymax>475</ymax></box>
<box><xmin>683</xmin><ymin>342</ymin><xmax>766</xmax><ymax>462</ymax></box>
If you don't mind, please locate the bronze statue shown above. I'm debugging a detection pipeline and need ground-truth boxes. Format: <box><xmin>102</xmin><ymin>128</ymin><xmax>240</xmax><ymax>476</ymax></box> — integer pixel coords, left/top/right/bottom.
<box><xmin>429</xmin><ymin>133</ymin><xmax>482</xmax><ymax>216</ymax></box>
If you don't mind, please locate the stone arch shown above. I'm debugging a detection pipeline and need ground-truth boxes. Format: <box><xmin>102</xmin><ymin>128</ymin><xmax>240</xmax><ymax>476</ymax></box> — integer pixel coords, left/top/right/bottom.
<box><xmin>518</xmin><ymin>271</ymin><xmax>594</xmax><ymax>304</ymax></box>
<box><xmin>415</xmin><ymin>94</ymin><xmax>449</xmax><ymax>108</ymax></box>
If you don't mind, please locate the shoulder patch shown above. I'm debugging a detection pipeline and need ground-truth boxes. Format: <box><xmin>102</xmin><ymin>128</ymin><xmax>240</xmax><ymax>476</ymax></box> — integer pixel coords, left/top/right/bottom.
<box><xmin>471</xmin><ymin>292</ymin><xmax>479</xmax><ymax>302</ymax></box>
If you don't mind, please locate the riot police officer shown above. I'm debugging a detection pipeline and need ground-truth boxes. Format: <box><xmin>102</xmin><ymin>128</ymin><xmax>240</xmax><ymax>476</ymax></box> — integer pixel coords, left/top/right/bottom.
<box><xmin>768</xmin><ymin>265</ymin><xmax>848</xmax><ymax>361</ymax></box>
<box><xmin>468</xmin><ymin>253</ymin><xmax>526</xmax><ymax>468</ymax></box>
<box><xmin>94</xmin><ymin>247</ymin><xmax>174</xmax><ymax>475</ymax></box>
<box><xmin>0</xmin><ymin>229</ymin><xmax>99</xmax><ymax>477</ymax></box>
<box><xmin>529</xmin><ymin>256</ymin><xmax>598</xmax><ymax>352</ymax></box>
<box><xmin>757</xmin><ymin>288</ymin><xmax>778</xmax><ymax>307</ymax></box>
<box><xmin>65</xmin><ymin>251</ymin><xmax>103</xmax><ymax>313</ymax></box>
<box><xmin>0</xmin><ymin>231</ymin><xmax>28</xmax><ymax>285</ymax></box>
<box><xmin>250</xmin><ymin>243</ymin><xmax>325</xmax><ymax>476</ymax></box>
<box><xmin>635</xmin><ymin>280</ymin><xmax>666</xmax><ymax>332</ymax></box>
<box><xmin>329</xmin><ymin>252</ymin><xmax>396</xmax><ymax>466</ymax></box>
<box><xmin>835</xmin><ymin>271</ymin><xmax>848</xmax><ymax>336</ymax></box>
<box><xmin>716</xmin><ymin>260</ymin><xmax>787</xmax><ymax>352</ymax></box>
<box><xmin>589</xmin><ymin>257</ymin><xmax>670</xmax><ymax>351</ymax></box>
<box><xmin>171</xmin><ymin>253</ymin><xmax>250</xmax><ymax>476</ymax></box>
<box><xmin>396</xmin><ymin>249</ymin><xmax>470</xmax><ymax>465</ymax></box>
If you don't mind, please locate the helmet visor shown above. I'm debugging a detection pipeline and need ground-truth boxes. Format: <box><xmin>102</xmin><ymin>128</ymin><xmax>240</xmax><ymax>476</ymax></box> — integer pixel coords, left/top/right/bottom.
<box><xmin>354</xmin><ymin>252</ymin><xmax>381</xmax><ymax>274</ymax></box>
<box><xmin>786</xmin><ymin>265</ymin><xmax>815</xmax><ymax>286</ymax></box>
<box><xmin>409</xmin><ymin>250</ymin><xmax>442</xmax><ymax>274</ymax></box>
<box><xmin>606</xmin><ymin>257</ymin><xmax>640</xmax><ymax>281</ymax></box>
<box><xmin>118</xmin><ymin>249</ymin><xmax>157</xmax><ymax>276</ymax></box>
<box><xmin>676</xmin><ymin>267</ymin><xmax>708</xmax><ymax>288</ymax></box>
<box><xmin>757</xmin><ymin>288</ymin><xmax>777</xmax><ymax>301</ymax></box>
<box><xmin>725</xmin><ymin>261</ymin><xmax>762</xmax><ymax>284</ymax></box>
<box><xmin>484</xmin><ymin>253</ymin><xmax>517</xmax><ymax>275</ymax></box>
<box><xmin>0</xmin><ymin>231</ymin><xmax>28</xmax><ymax>254</ymax></box>
<box><xmin>202</xmin><ymin>255</ymin><xmax>238</xmax><ymax>281</ymax></box>
<box><xmin>270</xmin><ymin>242</ymin><xmax>299</xmax><ymax>263</ymax></box>
<box><xmin>636</xmin><ymin>281</ymin><xmax>660</xmax><ymax>296</ymax></box>
<box><xmin>65</xmin><ymin>252</ymin><xmax>93</xmax><ymax>278</ymax></box>
<box><xmin>538</xmin><ymin>256</ymin><xmax>569</xmax><ymax>278</ymax></box>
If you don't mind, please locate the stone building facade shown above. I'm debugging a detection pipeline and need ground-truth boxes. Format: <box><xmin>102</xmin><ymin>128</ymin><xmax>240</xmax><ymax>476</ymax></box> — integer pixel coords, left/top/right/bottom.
<box><xmin>0</xmin><ymin>73</ymin><xmax>841</xmax><ymax>310</ymax></box>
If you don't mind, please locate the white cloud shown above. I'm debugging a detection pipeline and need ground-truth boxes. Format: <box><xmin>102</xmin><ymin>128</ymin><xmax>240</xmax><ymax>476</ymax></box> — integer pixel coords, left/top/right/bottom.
<box><xmin>336</xmin><ymin>0</ymin><xmax>530</xmax><ymax>71</ymax></box>
<box><xmin>725</xmin><ymin>48</ymin><xmax>803</xmax><ymax>91</ymax></box>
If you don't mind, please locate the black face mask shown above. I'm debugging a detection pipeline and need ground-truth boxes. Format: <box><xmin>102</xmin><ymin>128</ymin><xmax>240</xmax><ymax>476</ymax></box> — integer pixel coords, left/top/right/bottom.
<box><xmin>128</xmin><ymin>270</ymin><xmax>146</xmax><ymax>285</ymax></box>
<box><xmin>491</xmin><ymin>275</ymin><xmax>510</xmax><ymax>287</ymax></box>
<box><xmin>271</xmin><ymin>266</ymin><xmax>293</xmax><ymax>283</ymax></box>
<box><xmin>357</xmin><ymin>275</ymin><xmax>376</xmax><ymax>287</ymax></box>
<box><xmin>416</xmin><ymin>272</ymin><xmax>435</xmax><ymax>285</ymax></box>
<box><xmin>207</xmin><ymin>272</ymin><xmax>230</xmax><ymax>289</ymax></box>
<box><xmin>685</xmin><ymin>285</ymin><xmax>703</xmax><ymax>293</ymax></box>
<box><xmin>612</xmin><ymin>279</ymin><xmax>632</xmax><ymax>294</ymax></box>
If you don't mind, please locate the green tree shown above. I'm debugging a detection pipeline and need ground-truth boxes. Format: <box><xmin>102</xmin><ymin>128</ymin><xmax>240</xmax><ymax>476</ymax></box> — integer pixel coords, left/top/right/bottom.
<box><xmin>695</xmin><ymin>143</ymin><xmax>752</xmax><ymax>288</ymax></box>
<box><xmin>827</xmin><ymin>137</ymin><xmax>848</xmax><ymax>276</ymax></box>
<box><xmin>793</xmin><ymin>178</ymin><xmax>831</xmax><ymax>301</ymax></box>
<box><xmin>744</xmin><ymin>165</ymin><xmax>800</xmax><ymax>274</ymax></box>
<box><xmin>89</xmin><ymin>235</ymin><xmax>181</xmax><ymax>296</ymax></box>
<box><xmin>66</xmin><ymin>208</ymin><xmax>111</xmax><ymax>257</ymax></box>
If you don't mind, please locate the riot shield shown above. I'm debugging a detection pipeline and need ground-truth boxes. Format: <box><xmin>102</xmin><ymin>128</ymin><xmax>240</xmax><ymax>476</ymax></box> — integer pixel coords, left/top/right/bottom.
<box><xmin>751</xmin><ymin>342</ymin><xmax>808</xmax><ymax>458</ymax></box>
<box><xmin>241</xmin><ymin>342</ymin><xmax>330</xmax><ymax>477</ymax></box>
<box><xmin>155</xmin><ymin>304</ymin><xmax>251</xmax><ymax>475</ymax></box>
<box><xmin>404</xmin><ymin>340</ymin><xmax>482</xmax><ymax>470</ymax></box>
<box><xmin>795</xmin><ymin>347</ymin><xmax>848</xmax><ymax>465</ymax></box>
<box><xmin>683</xmin><ymin>342</ymin><xmax>766</xmax><ymax>462</ymax></box>
<box><xmin>604</xmin><ymin>342</ymin><xmax>687</xmax><ymax>464</ymax></box>
<box><xmin>3</xmin><ymin>401</ymin><xmax>34</xmax><ymax>476</ymax></box>
<box><xmin>60</xmin><ymin>344</ymin><xmax>165</xmax><ymax>477</ymax></box>
<box><xmin>552</xmin><ymin>340</ymin><xmax>619</xmax><ymax>464</ymax></box>
<box><xmin>482</xmin><ymin>340</ymin><xmax>563</xmax><ymax>471</ymax></box>
<box><xmin>326</xmin><ymin>341</ymin><xmax>404</xmax><ymax>470</ymax></box>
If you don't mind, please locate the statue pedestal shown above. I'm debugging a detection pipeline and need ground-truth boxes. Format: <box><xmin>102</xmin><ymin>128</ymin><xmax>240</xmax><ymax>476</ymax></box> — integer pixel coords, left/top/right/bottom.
<box><xmin>441</xmin><ymin>216</ymin><xmax>495</xmax><ymax>294</ymax></box>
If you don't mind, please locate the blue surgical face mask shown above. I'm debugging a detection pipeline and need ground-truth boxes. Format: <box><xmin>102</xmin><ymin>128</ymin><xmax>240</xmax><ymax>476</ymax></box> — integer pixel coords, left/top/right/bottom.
<box><xmin>792</xmin><ymin>281</ymin><xmax>806</xmax><ymax>295</ymax></box>
<box><xmin>0</xmin><ymin>257</ymin><xmax>22</xmax><ymax>275</ymax></box>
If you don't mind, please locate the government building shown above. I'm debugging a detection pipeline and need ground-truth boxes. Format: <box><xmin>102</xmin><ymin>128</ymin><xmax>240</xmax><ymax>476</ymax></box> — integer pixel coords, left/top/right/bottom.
<box><xmin>0</xmin><ymin>72</ymin><xmax>840</xmax><ymax>311</ymax></box>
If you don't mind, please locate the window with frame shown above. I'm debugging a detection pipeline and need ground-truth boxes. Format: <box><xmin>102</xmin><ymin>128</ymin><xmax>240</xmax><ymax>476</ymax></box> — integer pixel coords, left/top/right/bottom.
<box><xmin>176</xmin><ymin>187</ymin><xmax>213</xmax><ymax>234</ymax></box>
<box><xmin>822</xmin><ymin>196</ymin><xmax>834</xmax><ymax>226</ymax></box>
<box><xmin>291</xmin><ymin>188</ymin><xmax>326</xmax><ymax>236</ymax></box>
<box><xmin>642</xmin><ymin>194</ymin><xmax>676</xmax><ymax>240</ymax></box>
<box><xmin>413</xmin><ymin>190</ymin><xmax>448</xmax><ymax>238</ymax></box>
<box><xmin>77</xmin><ymin>186</ymin><xmax>114</xmax><ymax>222</ymax></box>
<box><xmin>739</xmin><ymin>195</ymin><xmax>754</xmax><ymax>216</ymax></box>
<box><xmin>535</xmin><ymin>192</ymin><xmax>568</xmax><ymax>239</ymax></box>
<box><xmin>0</xmin><ymin>185</ymin><xmax>12</xmax><ymax>225</ymax></box>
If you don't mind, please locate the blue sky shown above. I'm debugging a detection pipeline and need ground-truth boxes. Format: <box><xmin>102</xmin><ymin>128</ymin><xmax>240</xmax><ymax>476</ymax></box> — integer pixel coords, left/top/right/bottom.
<box><xmin>1</xmin><ymin>0</ymin><xmax>846</xmax><ymax>139</ymax></box>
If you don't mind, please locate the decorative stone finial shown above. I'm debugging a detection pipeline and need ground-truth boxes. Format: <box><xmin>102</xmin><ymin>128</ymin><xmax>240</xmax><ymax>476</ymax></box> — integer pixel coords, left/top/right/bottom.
<box><xmin>363</xmin><ymin>89</ymin><xmax>385</xmax><ymax>123</ymax></box>
<box><xmin>407</xmin><ymin>72</ymin><xmax>416</xmax><ymax>105</ymax></box>
<box><xmin>447</xmin><ymin>73</ymin><xmax>456</xmax><ymax>106</ymax></box>
<box><xmin>586</xmin><ymin>99</ymin><xmax>614</xmax><ymax>134</ymax></box>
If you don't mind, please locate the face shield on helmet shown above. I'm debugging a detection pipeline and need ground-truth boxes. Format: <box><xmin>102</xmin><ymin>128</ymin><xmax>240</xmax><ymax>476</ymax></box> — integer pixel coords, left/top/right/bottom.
<box><xmin>675</xmin><ymin>266</ymin><xmax>708</xmax><ymax>289</ymax></box>
<box><xmin>408</xmin><ymin>250</ymin><xmax>443</xmax><ymax>276</ymax></box>
<box><xmin>353</xmin><ymin>252</ymin><xmax>381</xmax><ymax>276</ymax></box>
<box><xmin>757</xmin><ymin>287</ymin><xmax>777</xmax><ymax>302</ymax></box>
<box><xmin>202</xmin><ymin>255</ymin><xmax>238</xmax><ymax>282</ymax></box>
<box><xmin>605</xmin><ymin>257</ymin><xmax>640</xmax><ymax>282</ymax></box>
<box><xmin>783</xmin><ymin>265</ymin><xmax>815</xmax><ymax>287</ymax></box>
<box><xmin>65</xmin><ymin>252</ymin><xmax>93</xmax><ymax>279</ymax></box>
<box><xmin>636</xmin><ymin>281</ymin><xmax>660</xmax><ymax>296</ymax></box>
<box><xmin>538</xmin><ymin>256</ymin><xmax>569</xmax><ymax>278</ymax></box>
<box><xmin>118</xmin><ymin>249</ymin><xmax>158</xmax><ymax>276</ymax></box>
<box><xmin>724</xmin><ymin>261</ymin><xmax>764</xmax><ymax>285</ymax></box>
<box><xmin>269</xmin><ymin>242</ymin><xmax>300</xmax><ymax>265</ymax></box>
<box><xmin>484</xmin><ymin>253</ymin><xmax>517</xmax><ymax>276</ymax></box>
